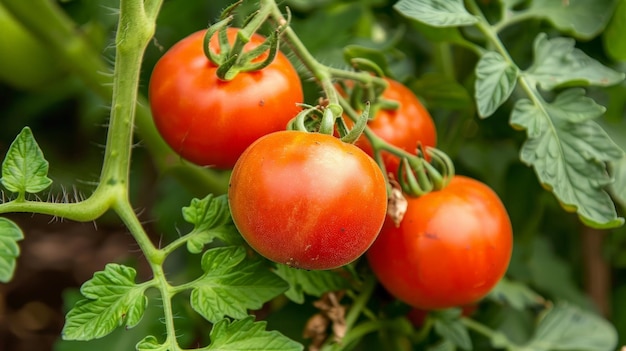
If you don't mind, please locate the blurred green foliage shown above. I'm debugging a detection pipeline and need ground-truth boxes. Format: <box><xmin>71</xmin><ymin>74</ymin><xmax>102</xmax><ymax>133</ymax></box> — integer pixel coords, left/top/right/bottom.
<box><xmin>0</xmin><ymin>0</ymin><xmax>625</xmax><ymax>350</ymax></box>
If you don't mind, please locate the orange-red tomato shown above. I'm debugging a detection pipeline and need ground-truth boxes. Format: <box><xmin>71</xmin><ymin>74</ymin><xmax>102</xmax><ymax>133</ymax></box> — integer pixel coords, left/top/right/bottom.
<box><xmin>345</xmin><ymin>78</ymin><xmax>436</xmax><ymax>176</ymax></box>
<box><xmin>149</xmin><ymin>28</ymin><xmax>303</xmax><ymax>169</ymax></box>
<box><xmin>229</xmin><ymin>131</ymin><xmax>388</xmax><ymax>270</ymax></box>
<box><xmin>367</xmin><ymin>176</ymin><xmax>512</xmax><ymax>309</ymax></box>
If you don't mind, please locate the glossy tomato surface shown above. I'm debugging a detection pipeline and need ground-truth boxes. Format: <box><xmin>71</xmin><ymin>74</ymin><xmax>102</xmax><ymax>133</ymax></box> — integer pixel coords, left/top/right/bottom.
<box><xmin>346</xmin><ymin>78</ymin><xmax>437</xmax><ymax>175</ymax></box>
<box><xmin>229</xmin><ymin>131</ymin><xmax>388</xmax><ymax>270</ymax></box>
<box><xmin>149</xmin><ymin>28</ymin><xmax>303</xmax><ymax>169</ymax></box>
<box><xmin>367</xmin><ymin>176</ymin><xmax>512</xmax><ymax>309</ymax></box>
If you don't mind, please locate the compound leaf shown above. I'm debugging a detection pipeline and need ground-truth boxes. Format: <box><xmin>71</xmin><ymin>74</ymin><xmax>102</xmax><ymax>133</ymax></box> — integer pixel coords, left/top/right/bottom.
<box><xmin>524</xmin><ymin>303</ymin><xmax>617</xmax><ymax>351</ymax></box>
<box><xmin>510</xmin><ymin>89</ymin><xmax>624</xmax><ymax>228</ymax></box>
<box><xmin>190</xmin><ymin>246</ymin><xmax>288</xmax><ymax>323</ymax></box>
<box><xmin>394</xmin><ymin>0</ymin><xmax>478</xmax><ymax>27</ymax></box>
<box><xmin>475</xmin><ymin>51</ymin><xmax>519</xmax><ymax>118</ymax></box>
<box><xmin>183</xmin><ymin>194</ymin><xmax>242</xmax><ymax>253</ymax></box>
<box><xmin>526</xmin><ymin>33</ymin><xmax>624</xmax><ymax>91</ymax></box>
<box><xmin>526</xmin><ymin>0</ymin><xmax>617</xmax><ymax>40</ymax></box>
<box><xmin>273</xmin><ymin>264</ymin><xmax>350</xmax><ymax>304</ymax></box>
<box><xmin>203</xmin><ymin>317</ymin><xmax>303</xmax><ymax>351</ymax></box>
<box><xmin>0</xmin><ymin>218</ymin><xmax>23</xmax><ymax>283</ymax></box>
<box><xmin>62</xmin><ymin>264</ymin><xmax>148</xmax><ymax>341</ymax></box>
<box><xmin>1</xmin><ymin>127</ymin><xmax>52</xmax><ymax>195</ymax></box>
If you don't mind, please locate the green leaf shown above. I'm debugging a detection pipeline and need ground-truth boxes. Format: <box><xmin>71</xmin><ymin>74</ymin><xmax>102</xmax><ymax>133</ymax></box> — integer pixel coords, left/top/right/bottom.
<box><xmin>0</xmin><ymin>218</ymin><xmax>23</xmax><ymax>283</ymax></box>
<box><xmin>394</xmin><ymin>0</ymin><xmax>478</xmax><ymax>27</ymax></box>
<box><xmin>487</xmin><ymin>277</ymin><xmax>544</xmax><ymax>310</ymax></box>
<box><xmin>432</xmin><ymin>310</ymin><xmax>472</xmax><ymax>350</ymax></box>
<box><xmin>475</xmin><ymin>51</ymin><xmax>518</xmax><ymax>118</ymax></box>
<box><xmin>1</xmin><ymin>127</ymin><xmax>52</xmax><ymax>195</ymax></box>
<box><xmin>203</xmin><ymin>316</ymin><xmax>303</xmax><ymax>351</ymax></box>
<box><xmin>182</xmin><ymin>194</ymin><xmax>241</xmax><ymax>253</ymax></box>
<box><xmin>273</xmin><ymin>264</ymin><xmax>350</xmax><ymax>304</ymax></box>
<box><xmin>611</xmin><ymin>156</ymin><xmax>626</xmax><ymax>209</ymax></box>
<box><xmin>190</xmin><ymin>247</ymin><xmax>288</xmax><ymax>323</ymax></box>
<box><xmin>603</xmin><ymin>0</ymin><xmax>626</xmax><ymax>61</ymax></box>
<box><xmin>524</xmin><ymin>303</ymin><xmax>617</xmax><ymax>351</ymax></box>
<box><xmin>136</xmin><ymin>336</ymin><xmax>168</xmax><ymax>351</ymax></box>
<box><xmin>510</xmin><ymin>89</ymin><xmax>624</xmax><ymax>228</ymax></box>
<box><xmin>62</xmin><ymin>264</ymin><xmax>148</xmax><ymax>341</ymax></box>
<box><xmin>526</xmin><ymin>33</ymin><xmax>625</xmax><ymax>91</ymax></box>
<box><xmin>526</xmin><ymin>0</ymin><xmax>617</xmax><ymax>40</ymax></box>
<box><xmin>410</xmin><ymin>72</ymin><xmax>473</xmax><ymax>110</ymax></box>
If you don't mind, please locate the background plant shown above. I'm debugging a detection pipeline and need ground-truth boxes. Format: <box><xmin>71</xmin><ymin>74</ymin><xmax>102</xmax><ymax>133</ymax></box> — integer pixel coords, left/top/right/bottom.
<box><xmin>0</xmin><ymin>0</ymin><xmax>625</xmax><ymax>350</ymax></box>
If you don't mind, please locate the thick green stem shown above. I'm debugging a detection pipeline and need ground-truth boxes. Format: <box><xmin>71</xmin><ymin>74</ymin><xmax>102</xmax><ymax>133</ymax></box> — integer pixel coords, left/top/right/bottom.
<box><xmin>0</xmin><ymin>0</ymin><xmax>229</xmax><ymax>198</ymax></box>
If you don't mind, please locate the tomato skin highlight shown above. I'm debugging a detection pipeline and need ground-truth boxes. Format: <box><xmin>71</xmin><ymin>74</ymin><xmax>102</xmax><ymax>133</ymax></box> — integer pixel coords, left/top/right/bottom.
<box><xmin>367</xmin><ymin>176</ymin><xmax>512</xmax><ymax>309</ymax></box>
<box><xmin>149</xmin><ymin>28</ymin><xmax>303</xmax><ymax>169</ymax></box>
<box><xmin>228</xmin><ymin>131</ymin><xmax>388</xmax><ymax>270</ymax></box>
<box><xmin>345</xmin><ymin>79</ymin><xmax>437</xmax><ymax>175</ymax></box>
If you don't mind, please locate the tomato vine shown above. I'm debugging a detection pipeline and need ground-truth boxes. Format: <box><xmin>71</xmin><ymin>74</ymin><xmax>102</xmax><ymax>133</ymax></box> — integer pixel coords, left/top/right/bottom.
<box><xmin>0</xmin><ymin>0</ymin><xmax>624</xmax><ymax>350</ymax></box>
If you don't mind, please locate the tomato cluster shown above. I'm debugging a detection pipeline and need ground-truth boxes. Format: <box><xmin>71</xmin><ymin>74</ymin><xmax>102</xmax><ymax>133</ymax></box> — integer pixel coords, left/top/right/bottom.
<box><xmin>148</xmin><ymin>27</ymin><xmax>512</xmax><ymax>309</ymax></box>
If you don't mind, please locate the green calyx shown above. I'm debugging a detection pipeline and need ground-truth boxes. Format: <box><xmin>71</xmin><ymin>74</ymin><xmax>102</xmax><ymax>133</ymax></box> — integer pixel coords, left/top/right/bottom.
<box><xmin>203</xmin><ymin>4</ymin><xmax>288</xmax><ymax>81</ymax></box>
<box><xmin>397</xmin><ymin>146</ymin><xmax>455</xmax><ymax>197</ymax></box>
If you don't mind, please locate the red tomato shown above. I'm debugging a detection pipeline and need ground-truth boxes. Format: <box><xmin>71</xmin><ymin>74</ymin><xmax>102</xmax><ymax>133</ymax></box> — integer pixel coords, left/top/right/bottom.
<box><xmin>367</xmin><ymin>176</ymin><xmax>512</xmax><ymax>309</ymax></box>
<box><xmin>344</xmin><ymin>78</ymin><xmax>437</xmax><ymax>175</ymax></box>
<box><xmin>228</xmin><ymin>131</ymin><xmax>388</xmax><ymax>270</ymax></box>
<box><xmin>149</xmin><ymin>28</ymin><xmax>303</xmax><ymax>169</ymax></box>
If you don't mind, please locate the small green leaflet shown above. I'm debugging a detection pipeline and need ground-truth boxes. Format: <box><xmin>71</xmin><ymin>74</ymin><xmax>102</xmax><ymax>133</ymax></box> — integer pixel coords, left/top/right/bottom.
<box><xmin>136</xmin><ymin>336</ymin><xmax>168</xmax><ymax>351</ymax></box>
<box><xmin>603</xmin><ymin>0</ymin><xmax>626</xmax><ymax>61</ymax></box>
<box><xmin>611</xmin><ymin>157</ymin><xmax>626</xmax><ymax>209</ymax></box>
<box><xmin>526</xmin><ymin>0</ymin><xmax>616</xmax><ymax>40</ymax></box>
<box><xmin>0</xmin><ymin>218</ymin><xmax>23</xmax><ymax>283</ymax></box>
<box><xmin>523</xmin><ymin>303</ymin><xmax>617</xmax><ymax>351</ymax></box>
<box><xmin>511</xmin><ymin>88</ymin><xmax>624</xmax><ymax>228</ymax></box>
<box><xmin>394</xmin><ymin>0</ymin><xmax>478</xmax><ymax>27</ymax></box>
<box><xmin>202</xmin><ymin>317</ymin><xmax>303</xmax><ymax>351</ymax></box>
<box><xmin>526</xmin><ymin>33</ymin><xmax>624</xmax><ymax>91</ymax></box>
<box><xmin>1</xmin><ymin>127</ymin><xmax>52</xmax><ymax>195</ymax></box>
<box><xmin>487</xmin><ymin>277</ymin><xmax>545</xmax><ymax>310</ymax></box>
<box><xmin>190</xmin><ymin>246</ymin><xmax>288</xmax><ymax>323</ymax></box>
<box><xmin>182</xmin><ymin>194</ymin><xmax>242</xmax><ymax>253</ymax></box>
<box><xmin>62</xmin><ymin>264</ymin><xmax>148</xmax><ymax>341</ymax></box>
<box><xmin>432</xmin><ymin>309</ymin><xmax>472</xmax><ymax>350</ymax></box>
<box><xmin>273</xmin><ymin>264</ymin><xmax>350</xmax><ymax>304</ymax></box>
<box><xmin>475</xmin><ymin>52</ymin><xmax>518</xmax><ymax>118</ymax></box>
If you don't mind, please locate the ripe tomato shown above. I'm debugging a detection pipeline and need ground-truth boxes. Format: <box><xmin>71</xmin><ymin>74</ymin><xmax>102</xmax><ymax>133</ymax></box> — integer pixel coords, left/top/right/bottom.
<box><xmin>344</xmin><ymin>78</ymin><xmax>437</xmax><ymax>176</ymax></box>
<box><xmin>149</xmin><ymin>28</ymin><xmax>303</xmax><ymax>169</ymax></box>
<box><xmin>228</xmin><ymin>131</ymin><xmax>388</xmax><ymax>270</ymax></box>
<box><xmin>366</xmin><ymin>176</ymin><xmax>512</xmax><ymax>309</ymax></box>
